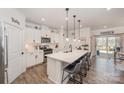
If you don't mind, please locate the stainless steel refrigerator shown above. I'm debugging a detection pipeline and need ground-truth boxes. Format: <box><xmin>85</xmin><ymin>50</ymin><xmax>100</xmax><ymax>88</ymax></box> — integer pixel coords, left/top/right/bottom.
<box><xmin>0</xmin><ymin>22</ymin><xmax>8</xmax><ymax>84</ymax></box>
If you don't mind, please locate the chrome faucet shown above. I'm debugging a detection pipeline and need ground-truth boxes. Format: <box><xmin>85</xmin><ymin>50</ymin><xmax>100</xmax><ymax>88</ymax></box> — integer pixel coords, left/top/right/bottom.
<box><xmin>69</xmin><ymin>44</ymin><xmax>72</xmax><ymax>52</ymax></box>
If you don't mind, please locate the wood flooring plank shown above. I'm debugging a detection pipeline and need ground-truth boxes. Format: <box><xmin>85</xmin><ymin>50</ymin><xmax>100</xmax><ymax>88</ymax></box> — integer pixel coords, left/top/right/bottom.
<box><xmin>13</xmin><ymin>57</ymin><xmax>124</xmax><ymax>84</ymax></box>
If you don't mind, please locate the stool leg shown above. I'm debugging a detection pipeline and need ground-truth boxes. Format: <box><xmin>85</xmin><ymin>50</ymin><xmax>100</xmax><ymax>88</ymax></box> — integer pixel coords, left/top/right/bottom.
<box><xmin>86</xmin><ymin>60</ymin><xmax>89</xmax><ymax>71</ymax></box>
<box><xmin>88</xmin><ymin>61</ymin><xmax>90</xmax><ymax>71</ymax></box>
<box><xmin>73</xmin><ymin>75</ymin><xmax>76</xmax><ymax>84</ymax></box>
<box><xmin>89</xmin><ymin>59</ymin><xmax>91</xmax><ymax>66</ymax></box>
<box><xmin>80</xmin><ymin>73</ymin><xmax>83</xmax><ymax>84</ymax></box>
<box><xmin>84</xmin><ymin>63</ymin><xmax>87</xmax><ymax>77</ymax></box>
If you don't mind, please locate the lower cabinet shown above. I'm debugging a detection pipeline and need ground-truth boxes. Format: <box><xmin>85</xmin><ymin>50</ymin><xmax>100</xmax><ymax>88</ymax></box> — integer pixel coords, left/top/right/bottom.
<box><xmin>26</xmin><ymin>53</ymin><xmax>35</xmax><ymax>67</ymax></box>
<box><xmin>8</xmin><ymin>54</ymin><xmax>24</xmax><ymax>83</ymax></box>
<box><xmin>26</xmin><ymin>51</ymin><xmax>44</xmax><ymax>68</ymax></box>
<box><xmin>35</xmin><ymin>52</ymin><xmax>44</xmax><ymax>65</ymax></box>
<box><xmin>5</xmin><ymin>24</ymin><xmax>25</xmax><ymax>83</ymax></box>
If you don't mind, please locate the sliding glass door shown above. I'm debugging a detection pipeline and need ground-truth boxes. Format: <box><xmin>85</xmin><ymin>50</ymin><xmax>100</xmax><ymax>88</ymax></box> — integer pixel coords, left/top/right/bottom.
<box><xmin>96</xmin><ymin>36</ymin><xmax>107</xmax><ymax>55</ymax></box>
<box><xmin>96</xmin><ymin>35</ymin><xmax>121</xmax><ymax>57</ymax></box>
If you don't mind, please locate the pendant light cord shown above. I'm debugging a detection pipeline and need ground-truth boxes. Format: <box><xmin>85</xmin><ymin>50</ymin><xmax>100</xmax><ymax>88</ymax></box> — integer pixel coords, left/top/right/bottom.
<box><xmin>78</xmin><ymin>20</ymin><xmax>80</xmax><ymax>40</ymax></box>
<box><xmin>73</xmin><ymin>15</ymin><xmax>76</xmax><ymax>39</ymax></box>
<box><xmin>66</xmin><ymin>8</ymin><xmax>69</xmax><ymax>38</ymax></box>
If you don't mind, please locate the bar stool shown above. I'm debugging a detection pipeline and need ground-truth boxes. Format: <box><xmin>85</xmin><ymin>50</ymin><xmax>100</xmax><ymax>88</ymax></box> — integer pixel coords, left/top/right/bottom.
<box><xmin>61</xmin><ymin>60</ymin><xmax>83</xmax><ymax>84</ymax></box>
<box><xmin>85</xmin><ymin>52</ymin><xmax>91</xmax><ymax>71</ymax></box>
<box><xmin>80</xmin><ymin>56</ymin><xmax>87</xmax><ymax>77</ymax></box>
<box><xmin>88</xmin><ymin>52</ymin><xmax>92</xmax><ymax>66</ymax></box>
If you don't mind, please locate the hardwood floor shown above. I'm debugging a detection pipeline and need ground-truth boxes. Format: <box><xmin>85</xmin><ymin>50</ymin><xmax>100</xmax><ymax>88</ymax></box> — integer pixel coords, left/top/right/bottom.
<box><xmin>12</xmin><ymin>62</ymin><xmax>54</xmax><ymax>84</ymax></box>
<box><xmin>13</xmin><ymin>56</ymin><xmax>124</xmax><ymax>84</ymax></box>
<box><xmin>82</xmin><ymin>56</ymin><xmax>124</xmax><ymax>84</ymax></box>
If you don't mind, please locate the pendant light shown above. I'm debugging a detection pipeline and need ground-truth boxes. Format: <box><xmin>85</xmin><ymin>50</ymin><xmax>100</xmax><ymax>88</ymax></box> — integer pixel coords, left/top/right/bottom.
<box><xmin>65</xmin><ymin>8</ymin><xmax>69</xmax><ymax>42</ymax></box>
<box><xmin>78</xmin><ymin>20</ymin><xmax>81</xmax><ymax>42</ymax></box>
<box><xmin>73</xmin><ymin>15</ymin><xmax>76</xmax><ymax>42</ymax></box>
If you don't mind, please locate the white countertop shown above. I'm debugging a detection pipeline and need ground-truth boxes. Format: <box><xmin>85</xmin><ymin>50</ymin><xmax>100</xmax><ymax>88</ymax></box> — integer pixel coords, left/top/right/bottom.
<box><xmin>46</xmin><ymin>50</ymin><xmax>88</xmax><ymax>64</ymax></box>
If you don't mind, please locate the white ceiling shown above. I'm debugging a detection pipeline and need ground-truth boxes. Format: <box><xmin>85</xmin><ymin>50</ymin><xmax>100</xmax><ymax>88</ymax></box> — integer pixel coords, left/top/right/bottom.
<box><xmin>18</xmin><ymin>8</ymin><xmax>124</xmax><ymax>30</ymax></box>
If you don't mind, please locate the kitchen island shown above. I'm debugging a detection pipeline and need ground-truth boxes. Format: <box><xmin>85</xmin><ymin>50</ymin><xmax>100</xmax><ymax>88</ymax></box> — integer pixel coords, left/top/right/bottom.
<box><xmin>46</xmin><ymin>50</ymin><xmax>88</xmax><ymax>84</ymax></box>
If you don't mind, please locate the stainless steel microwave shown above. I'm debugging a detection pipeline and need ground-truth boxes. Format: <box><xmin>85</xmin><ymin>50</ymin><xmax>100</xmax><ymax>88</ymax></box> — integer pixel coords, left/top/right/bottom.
<box><xmin>41</xmin><ymin>37</ymin><xmax>51</xmax><ymax>43</ymax></box>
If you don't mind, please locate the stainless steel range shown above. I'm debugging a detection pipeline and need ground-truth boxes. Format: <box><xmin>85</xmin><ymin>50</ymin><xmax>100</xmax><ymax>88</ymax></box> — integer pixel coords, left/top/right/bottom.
<box><xmin>39</xmin><ymin>45</ymin><xmax>53</xmax><ymax>61</ymax></box>
<box><xmin>42</xmin><ymin>48</ymin><xmax>53</xmax><ymax>62</ymax></box>
<box><xmin>43</xmin><ymin>48</ymin><xmax>53</xmax><ymax>55</ymax></box>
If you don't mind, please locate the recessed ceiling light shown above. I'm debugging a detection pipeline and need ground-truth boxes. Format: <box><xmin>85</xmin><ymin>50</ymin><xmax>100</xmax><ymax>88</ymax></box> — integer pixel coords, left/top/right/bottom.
<box><xmin>73</xmin><ymin>38</ymin><xmax>76</xmax><ymax>42</ymax></box>
<box><xmin>41</xmin><ymin>18</ymin><xmax>45</xmax><ymax>21</ymax></box>
<box><xmin>104</xmin><ymin>25</ymin><xmax>107</xmax><ymax>28</ymax></box>
<box><xmin>66</xmin><ymin>38</ymin><xmax>69</xmax><ymax>42</ymax></box>
<box><xmin>78</xmin><ymin>39</ymin><xmax>81</xmax><ymax>42</ymax></box>
<box><xmin>106</xmin><ymin>8</ymin><xmax>111</xmax><ymax>11</ymax></box>
<box><xmin>65</xmin><ymin>17</ymin><xmax>69</xmax><ymax>21</ymax></box>
<box><xmin>80</xmin><ymin>25</ymin><xmax>82</xmax><ymax>27</ymax></box>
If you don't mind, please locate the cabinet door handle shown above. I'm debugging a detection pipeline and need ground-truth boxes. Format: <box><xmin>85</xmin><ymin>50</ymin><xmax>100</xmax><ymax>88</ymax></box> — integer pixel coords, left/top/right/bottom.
<box><xmin>21</xmin><ymin>52</ymin><xmax>24</xmax><ymax>55</ymax></box>
<box><xmin>5</xmin><ymin>70</ymin><xmax>8</xmax><ymax>84</ymax></box>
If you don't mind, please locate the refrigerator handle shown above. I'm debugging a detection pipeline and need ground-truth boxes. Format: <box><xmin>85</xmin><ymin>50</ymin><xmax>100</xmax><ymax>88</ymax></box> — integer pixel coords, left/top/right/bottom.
<box><xmin>5</xmin><ymin>70</ymin><xmax>8</xmax><ymax>84</ymax></box>
<box><xmin>5</xmin><ymin>35</ymin><xmax>8</xmax><ymax>68</ymax></box>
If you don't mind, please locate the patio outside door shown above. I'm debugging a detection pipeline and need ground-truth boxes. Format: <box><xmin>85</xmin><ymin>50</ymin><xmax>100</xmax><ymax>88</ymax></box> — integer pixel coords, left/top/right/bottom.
<box><xmin>96</xmin><ymin>35</ymin><xmax>121</xmax><ymax>58</ymax></box>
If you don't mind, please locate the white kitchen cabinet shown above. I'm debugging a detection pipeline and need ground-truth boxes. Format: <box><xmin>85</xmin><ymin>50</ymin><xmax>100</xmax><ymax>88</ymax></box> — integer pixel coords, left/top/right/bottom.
<box><xmin>5</xmin><ymin>24</ymin><xmax>25</xmax><ymax>83</ymax></box>
<box><xmin>25</xmin><ymin>27</ymin><xmax>45</xmax><ymax>46</ymax></box>
<box><xmin>8</xmin><ymin>54</ymin><xmax>22</xmax><ymax>83</ymax></box>
<box><xmin>41</xmin><ymin>25</ymin><xmax>51</xmax><ymax>38</ymax></box>
<box><xmin>25</xmin><ymin>28</ymin><xmax>41</xmax><ymax>44</ymax></box>
<box><xmin>34</xmin><ymin>30</ymin><xmax>41</xmax><ymax>43</ymax></box>
<box><xmin>25</xmin><ymin>27</ymin><xmax>44</xmax><ymax>68</ymax></box>
<box><xmin>25</xmin><ymin>28</ymin><xmax>34</xmax><ymax>44</ymax></box>
<box><xmin>26</xmin><ymin>53</ymin><xmax>35</xmax><ymax>67</ymax></box>
<box><xmin>51</xmin><ymin>32</ymin><xmax>60</xmax><ymax>43</ymax></box>
<box><xmin>26</xmin><ymin>51</ymin><xmax>44</xmax><ymax>68</ymax></box>
<box><xmin>41</xmin><ymin>30</ymin><xmax>51</xmax><ymax>38</ymax></box>
<box><xmin>35</xmin><ymin>51</ymin><xmax>44</xmax><ymax>65</ymax></box>
<box><xmin>38</xmin><ymin>30</ymin><xmax>41</xmax><ymax>43</ymax></box>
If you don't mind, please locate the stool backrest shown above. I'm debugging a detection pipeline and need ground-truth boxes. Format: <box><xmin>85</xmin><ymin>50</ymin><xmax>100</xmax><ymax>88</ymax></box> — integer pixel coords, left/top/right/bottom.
<box><xmin>85</xmin><ymin>52</ymin><xmax>91</xmax><ymax>60</ymax></box>
<box><xmin>81</xmin><ymin>57</ymin><xmax>85</xmax><ymax>65</ymax></box>
<box><xmin>74</xmin><ymin>60</ymin><xmax>83</xmax><ymax>73</ymax></box>
<box><xmin>88</xmin><ymin>52</ymin><xmax>91</xmax><ymax>58</ymax></box>
<box><xmin>85</xmin><ymin>53</ymin><xmax>89</xmax><ymax>60</ymax></box>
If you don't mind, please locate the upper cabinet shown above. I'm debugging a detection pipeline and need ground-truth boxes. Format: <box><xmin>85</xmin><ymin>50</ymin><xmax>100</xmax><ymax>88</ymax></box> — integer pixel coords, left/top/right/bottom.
<box><xmin>34</xmin><ymin>30</ymin><xmax>41</xmax><ymax>43</ymax></box>
<box><xmin>41</xmin><ymin>25</ymin><xmax>51</xmax><ymax>38</ymax></box>
<box><xmin>25</xmin><ymin>22</ymin><xmax>60</xmax><ymax>44</ymax></box>
<box><xmin>51</xmin><ymin>30</ymin><xmax>60</xmax><ymax>43</ymax></box>
<box><xmin>25</xmin><ymin>28</ymin><xmax>41</xmax><ymax>44</ymax></box>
